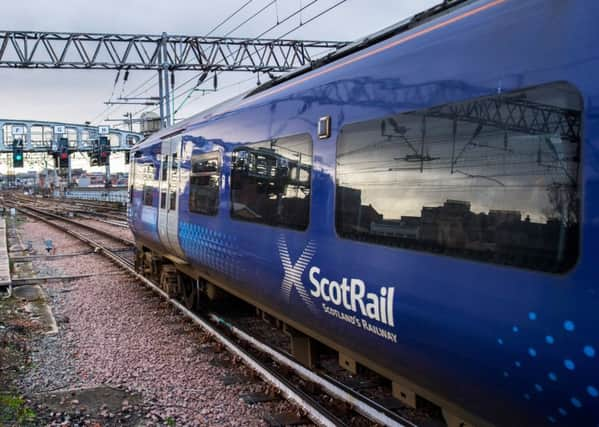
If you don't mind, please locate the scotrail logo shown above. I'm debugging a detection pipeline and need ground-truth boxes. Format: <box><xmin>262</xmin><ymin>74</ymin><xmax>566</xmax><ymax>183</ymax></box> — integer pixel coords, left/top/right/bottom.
<box><xmin>277</xmin><ymin>235</ymin><xmax>317</xmax><ymax>313</ymax></box>
<box><xmin>277</xmin><ymin>235</ymin><xmax>396</xmax><ymax>330</ymax></box>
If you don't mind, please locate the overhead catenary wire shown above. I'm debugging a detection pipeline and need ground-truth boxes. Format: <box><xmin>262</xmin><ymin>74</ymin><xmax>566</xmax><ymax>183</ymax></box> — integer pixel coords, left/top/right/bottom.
<box><xmin>90</xmin><ymin>70</ymin><xmax>123</xmax><ymax>124</ymax></box>
<box><xmin>277</xmin><ymin>0</ymin><xmax>348</xmax><ymax>39</ymax></box>
<box><xmin>128</xmin><ymin>0</ymin><xmax>349</xmax><ymax>122</ymax></box>
<box><xmin>171</xmin><ymin>0</ymin><xmax>321</xmax><ymax>100</ymax></box>
<box><xmin>152</xmin><ymin>0</ymin><xmax>339</xmax><ymax>116</ymax></box>
<box><xmin>206</xmin><ymin>0</ymin><xmax>256</xmax><ymax>36</ymax></box>
<box><xmin>255</xmin><ymin>0</ymin><xmax>318</xmax><ymax>38</ymax></box>
<box><xmin>147</xmin><ymin>0</ymin><xmax>323</xmax><ymax>108</ymax></box>
<box><xmin>91</xmin><ymin>72</ymin><xmax>156</xmax><ymax>124</ymax></box>
<box><xmin>224</xmin><ymin>0</ymin><xmax>277</xmax><ymax>37</ymax></box>
<box><xmin>96</xmin><ymin>0</ymin><xmax>274</xmax><ymax>124</ymax></box>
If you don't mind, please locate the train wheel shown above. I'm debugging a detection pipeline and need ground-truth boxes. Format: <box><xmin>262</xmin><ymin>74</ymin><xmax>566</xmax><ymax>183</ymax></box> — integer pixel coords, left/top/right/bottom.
<box><xmin>160</xmin><ymin>265</ymin><xmax>180</xmax><ymax>298</ymax></box>
<box><xmin>134</xmin><ymin>249</ymin><xmax>144</xmax><ymax>273</ymax></box>
<box><xmin>182</xmin><ymin>276</ymin><xmax>200</xmax><ymax>311</ymax></box>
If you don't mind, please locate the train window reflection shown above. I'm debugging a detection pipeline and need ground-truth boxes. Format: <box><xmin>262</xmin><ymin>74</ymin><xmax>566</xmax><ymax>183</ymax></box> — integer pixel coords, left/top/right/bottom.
<box><xmin>169</xmin><ymin>191</ymin><xmax>176</xmax><ymax>211</ymax></box>
<box><xmin>143</xmin><ymin>186</ymin><xmax>154</xmax><ymax>207</ymax></box>
<box><xmin>335</xmin><ymin>82</ymin><xmax>581</xmax><ymax>273</ymax></box>
<box><xmin>161</xmin><ymin>155</ymin><xmax>168</xmax><ymax>181</ymax></box>
<box><xmin>231</xmin><ymin>134</ymin><xmax>312</xmax><ymax>230</ymax></box>
<box><xmin>189</xmin><ymin>152</ymin><xmax>221</xmax><ymax>216</ymax></box>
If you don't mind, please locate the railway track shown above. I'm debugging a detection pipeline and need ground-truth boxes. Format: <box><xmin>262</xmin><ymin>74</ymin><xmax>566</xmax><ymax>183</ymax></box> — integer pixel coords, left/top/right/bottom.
<box><xmin>4</xmin><ymin>198</ymin><xmax>412</xmax><ymax>427</ymax></box>
<box><xmin>8</xmin><ymin>193</ymin><xmax>127</xmax><ymax>222</ymax></box>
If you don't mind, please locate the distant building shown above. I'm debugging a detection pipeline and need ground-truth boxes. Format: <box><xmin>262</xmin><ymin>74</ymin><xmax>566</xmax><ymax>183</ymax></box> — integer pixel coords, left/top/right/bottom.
<box><xmin>336</xmin><ymin>186</ymin><xmax>383</xmax><ymax>233</ymax></box>
<box><xmin>140</xmin><ymin>112</ymin><xmax>161</xmax><ymax>137</ymax></box>
<box><xmin>370</xmin><ymin>216</ymin><xmax>420</xmax><ymax>239</ymax></box>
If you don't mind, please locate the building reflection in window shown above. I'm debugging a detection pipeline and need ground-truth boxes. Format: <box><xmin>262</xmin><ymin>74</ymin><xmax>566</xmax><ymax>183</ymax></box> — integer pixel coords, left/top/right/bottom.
<box><xmin>336</xmin><ymin>82</ymin><xmax>581</xmax><ymax>273</ymax></box>
<box><xmin>231</xmin><ymin>134</ymin><xmax>312</xmax><ymax>230</ymax></box>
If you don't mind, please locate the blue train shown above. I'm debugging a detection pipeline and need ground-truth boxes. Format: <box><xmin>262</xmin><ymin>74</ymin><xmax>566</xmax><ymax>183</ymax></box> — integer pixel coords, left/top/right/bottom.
<box><xmin>128</xmin><ymin>0</ymin><xmax>599</xmax><ymax>425</ymax></box>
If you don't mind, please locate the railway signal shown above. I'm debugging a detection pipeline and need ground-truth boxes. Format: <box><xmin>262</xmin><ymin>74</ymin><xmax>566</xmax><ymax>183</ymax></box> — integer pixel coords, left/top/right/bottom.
<box><xmin>90</xmin><ymin>139</ymin><xmax>99</xmax><ymax>166</ymax></box>
<box><xmin>12</xmin><ymin>138</ymin><xmax>24</xmax><ymax>168</ymax></box>
<box><xmin>99</xmin><ymin>136</ymin><xmax>111</xmax><ymax>166</ymax></box>
<box><xmin>57</xmin><ymin>137</ymin><xmax>69</xmax><ymax>169</ymax></box>
<box><xmin>89</xmin><ymin>136</ymin><xmax>111</xmax><ymax>166</ymax></box>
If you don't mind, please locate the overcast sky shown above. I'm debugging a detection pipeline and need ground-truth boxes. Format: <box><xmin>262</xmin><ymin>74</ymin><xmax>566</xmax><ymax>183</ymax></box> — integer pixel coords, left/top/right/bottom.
<box><xmin>0</xmin><ymin>0</ymin><xmax>439</xmax><ymax>172</ymax></box>
<box><xmin>0</xmin><ymin>0</ymin><xmax>440</xmax><ymax>124</ymax></box>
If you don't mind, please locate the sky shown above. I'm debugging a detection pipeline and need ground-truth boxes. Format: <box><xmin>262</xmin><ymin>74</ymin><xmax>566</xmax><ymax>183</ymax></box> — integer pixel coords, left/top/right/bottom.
<box><xmin>0</xmin><ymin>0</ymin><xmax>440</xmax><ymax>172</ymax></box>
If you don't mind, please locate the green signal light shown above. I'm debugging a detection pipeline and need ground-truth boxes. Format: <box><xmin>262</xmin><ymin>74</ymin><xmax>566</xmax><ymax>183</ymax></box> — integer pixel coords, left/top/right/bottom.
<box><xmin>15</xmin><ymin>154</ymin><xmax>22</xmax><ymax>161</ymax></box>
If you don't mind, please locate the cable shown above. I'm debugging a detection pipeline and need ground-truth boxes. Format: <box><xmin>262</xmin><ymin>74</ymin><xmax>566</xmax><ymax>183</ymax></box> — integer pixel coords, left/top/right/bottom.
<box><xmin>170</xmin><ymin>0</ymin><xmax>322</xmax><ymax>113</ymax></box>
<box><xmin>91</xmin><ymin>73</ymin><xmax>156</xmax><ymax>124</ymax></box>
<box><xmin>126</xmin><ymin>74</ymin><xmax>158</xmax><ymax>98</ymax></box>
<box><xmin>206</xmin><ymin>0</ymin><xmax>256</xmax><ymax>36</ymax></box>
<box><xmin>224</xmin><ymin>0</ymin><xmax>277</xmax><ymax>37</ymax></box>
<box><xmin>174</xmin><ymin>0</ymin><xmax>319</xmax><ymax>96</ymax></box>
<box><xmin>89</xmin><ymin>70</ymin><xmax>123</xmax><ymax>123</ymax></box>
<box><xmin>129</xmin><ymin>0</ymin><xmax>347</xmax><ymax>121</ymax></box>
<box><xmin>276</xmin><ymin>0</ymin><xmax>348</xmax><ymax>39</ymax></box>
<box><xmin>255</xmin><ymin>0</ymin><xmax>318</xmax><ymax>38</ymax></box>
<box><xmin>119</xmin><ymin>0</ymin><xmax>273</xmax><ymax>120</ymax></box>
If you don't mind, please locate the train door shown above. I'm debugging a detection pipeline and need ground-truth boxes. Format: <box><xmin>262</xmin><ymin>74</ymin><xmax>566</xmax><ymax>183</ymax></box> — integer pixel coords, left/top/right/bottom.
<box><xmin>157</xmin><ymin>138</ymin><xmax>185</xmax><ymax>258</ymax></box>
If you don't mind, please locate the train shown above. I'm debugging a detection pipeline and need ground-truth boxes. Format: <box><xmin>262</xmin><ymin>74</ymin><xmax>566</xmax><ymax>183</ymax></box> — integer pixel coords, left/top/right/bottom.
<box><xmin>128</xmin><ymin>0</ymin><xmax>599</xmax><ymax>425</ymax></box>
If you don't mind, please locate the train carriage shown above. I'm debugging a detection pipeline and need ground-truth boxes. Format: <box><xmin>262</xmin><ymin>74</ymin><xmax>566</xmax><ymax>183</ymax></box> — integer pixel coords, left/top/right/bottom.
<box><xmin>129</xmin><ymin>0</ymin><xmax>599</xmax><ymax>425</ymax></box>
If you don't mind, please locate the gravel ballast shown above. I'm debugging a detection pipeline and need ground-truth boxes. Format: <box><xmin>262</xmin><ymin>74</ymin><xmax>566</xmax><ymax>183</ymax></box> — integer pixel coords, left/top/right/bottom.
<box><xmin>16</xmin><ymin>217</ymin><xmax>300</xmax><ymax>426</ymax></box>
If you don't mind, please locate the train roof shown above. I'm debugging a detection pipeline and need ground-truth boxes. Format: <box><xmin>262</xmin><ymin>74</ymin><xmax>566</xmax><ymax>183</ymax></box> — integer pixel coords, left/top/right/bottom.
<box><xmin>134</xmin><ymin>0</ymin><xmax>477</xmax><ymax>150</ymax></box>
<box><xmin>245</xmin><ymin>0</ymin><xmax>475</xmax><ymax>99</ymax></box>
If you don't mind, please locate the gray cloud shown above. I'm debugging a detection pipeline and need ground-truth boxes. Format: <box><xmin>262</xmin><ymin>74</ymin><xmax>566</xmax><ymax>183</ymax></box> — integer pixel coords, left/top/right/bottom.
<box><xmin>0</xmin><ymin>0</ymin><xmax>439</xmax><ymax>125</ymax></box>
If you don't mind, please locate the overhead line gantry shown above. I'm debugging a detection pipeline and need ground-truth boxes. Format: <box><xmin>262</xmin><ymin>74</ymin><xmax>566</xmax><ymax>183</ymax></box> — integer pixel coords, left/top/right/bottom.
<box><xmin>0</xmin><ymin>30</ymin><xmax>349</xmax><ymax>128</ymax></box>
<box><xmin>0</xmin><ymin>31</ymin><xmax>346</xmax><ymax>70</ymax></box>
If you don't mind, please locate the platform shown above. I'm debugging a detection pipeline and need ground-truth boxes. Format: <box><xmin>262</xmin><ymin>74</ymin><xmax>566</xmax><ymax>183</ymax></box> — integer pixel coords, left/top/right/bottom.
<box><xmin>0</xmin><ymin>218</ymin><xmax>11</xmax><ymax>287</ymax></box>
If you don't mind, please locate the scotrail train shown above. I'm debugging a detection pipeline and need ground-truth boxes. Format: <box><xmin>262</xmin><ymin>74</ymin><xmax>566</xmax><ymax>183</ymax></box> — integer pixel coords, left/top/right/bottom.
<box><xmin>128</xmin><ymin>0</ymin><xmax>599</xmax><ymax>425</ymax></box>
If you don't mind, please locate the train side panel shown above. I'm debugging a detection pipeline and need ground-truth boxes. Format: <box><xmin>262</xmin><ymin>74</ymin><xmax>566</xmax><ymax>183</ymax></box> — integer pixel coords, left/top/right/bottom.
<box><xmin>131</xmin><ymin>0</ymin><xmax>599</xmax><ymax>425</ymax></box>
<box><xmin>129</xmin><ymin>144</ymin><xmax>163</xmax><ymax>249</ymax></box>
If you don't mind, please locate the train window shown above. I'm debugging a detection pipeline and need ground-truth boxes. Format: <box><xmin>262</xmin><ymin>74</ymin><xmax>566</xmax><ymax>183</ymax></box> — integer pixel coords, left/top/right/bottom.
<box><xmin>170</xmin><ymin>191</ymin><xmax>176</xmax><ymax>211</ymax></box>
<box><xmin>143</xmin><ymin>186</ymin><xmax>154</xmax><ymax>207</ymax></box>
<box><xmin>189</xmin><ymin>152</ymin><xmax>220</xmax><ymax>216</ymax></box>
<box><xmin>135</xmin><ymin>159</ymin><xmax>155</xmax><ymax>203</ymax></box>
<box><xmin>170</xmin><ymin>153</ymin><xmax>179</xmax><ymax>191</ymax></box>
<box><xmin>335</xmin><ymin>82</ymin><xmax>582</xmax><ymax>273</ymax></box>
<box><xmin>231</xmin><ymin>134</ymin><xmax>312</xmax><ymax>230</ymax></box>
<box><xmin>160</xmin><ymin>191</ymin><xmax>166</xmax><ymax>209</ymax></box>
<box><xmin>129</xmin><ymin>159</ymin><xmax>135</xmax><ymax>203</ymax></box>
<box><xmin>161</xmin><ymin>155</ymin><xmax>168</xmax><ymax>181</ymax></box>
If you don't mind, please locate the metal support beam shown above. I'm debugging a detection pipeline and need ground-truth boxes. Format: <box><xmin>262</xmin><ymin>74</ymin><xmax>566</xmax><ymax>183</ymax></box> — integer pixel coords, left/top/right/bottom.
<box><xmin>0</xmin><ymin>30</ymin><xmax>348</xmax><ymax>130</ymax></box>
<box><xmin>158</xmin><ymin>70</ymin><xmax>165</xmax><ymax>129</ymax></box>
<box><xmin>67</xmin><ymin>155</ymin><xmax>72</xmax><ymax>187</ymax></box>
<box><xmin>0</xmin><ymin>31</ymin><xmax>348</xmax><ymax>71</ymax></box>
<box><xmin>161</xmin><ymin>33</ymin><xmax>172</xmax><ymax>128</ymax></box>
<box><xmin>0</xmin><ymin>119</ymin><xmax>142</xmax><ymax>153</ymax></box>
<box><xmin>105</xmin><ymin>161</ymin><xmax>111</xmax><ymax>188</ymax></box>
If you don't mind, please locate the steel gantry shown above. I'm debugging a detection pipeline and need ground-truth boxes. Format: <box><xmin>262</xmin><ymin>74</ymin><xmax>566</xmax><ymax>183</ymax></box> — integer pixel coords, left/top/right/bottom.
<box><xmin>0</xmin><ymin>30</ymin><xmax>349</xmax><ymax>128</ymax></box>
<box><xmin>0</xmin><ymin>118</ymin><xmax>143</xmax><ymax>185</ymax></box>
<box><xmin>0</xmin><ymin>31</ymin><xmax>347</xmax><ymax>71</ymax></box>
<box><xmin>0</xmin><ymin>119</ymin><xmax>142</xmax><ymax>152</ymax></box>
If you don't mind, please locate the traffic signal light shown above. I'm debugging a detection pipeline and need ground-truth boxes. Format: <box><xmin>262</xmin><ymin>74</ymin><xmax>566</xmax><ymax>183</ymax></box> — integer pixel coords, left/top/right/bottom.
<box><xmin>89</xmin><ymin>137</ymin><xmax>111</xmax><ymax>166</ymax></box>
<box><xmin>98</xmin><ymin>136</ymin><xmax>110</xmax><ymax>166</ymax></box>
<box><xmin>89</xmin><ymin>139</ymin><xmax>99</xmax><ymax>166</ymax></box>
<box><xmin>100</xmin><ymin>136</ymin><xmax>110</xmax><ymax>165</ymax></box>
<box><xmin>58</xmin><ymin>137</ymin><xmax>69</xmax><ymax>168</ymax></box>
<box><xmin>12</xmin><ymin>139</ymin><xmax>24</xmax><ymax>168</ymax></box>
